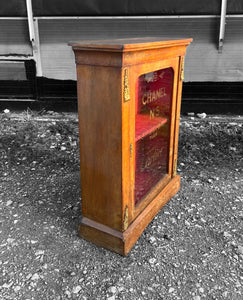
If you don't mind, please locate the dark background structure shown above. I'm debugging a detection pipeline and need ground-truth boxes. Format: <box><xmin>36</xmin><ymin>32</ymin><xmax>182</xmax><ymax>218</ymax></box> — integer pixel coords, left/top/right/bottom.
<box><xmin>1</xmin><ymin>0</ymin><xmax>243</xmax><ymax>16</ymax></box>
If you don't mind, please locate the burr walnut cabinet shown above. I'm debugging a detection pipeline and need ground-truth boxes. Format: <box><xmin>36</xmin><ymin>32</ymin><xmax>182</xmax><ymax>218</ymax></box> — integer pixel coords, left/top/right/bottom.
<box><xmin>70</xmin><ymin>37</ymin><xmax>192</xmax><ymax>255</ymax></box>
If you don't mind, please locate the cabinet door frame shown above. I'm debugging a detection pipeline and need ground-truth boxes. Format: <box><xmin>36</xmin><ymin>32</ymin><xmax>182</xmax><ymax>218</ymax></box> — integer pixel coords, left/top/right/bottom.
<box><xmin>124</xmin><ymin>57</ymin><xmax>180</xmax><ymax>222</ymax></box>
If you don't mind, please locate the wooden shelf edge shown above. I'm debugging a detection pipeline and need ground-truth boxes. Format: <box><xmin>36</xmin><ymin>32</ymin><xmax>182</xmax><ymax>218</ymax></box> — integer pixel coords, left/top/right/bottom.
<box><xmin>79</xmin><ymin>175</ymin><xmax>180</xmax><ymax>256</ymax></box>
<box><xmin>135</xmin><ymin>114</ymin><xmax>167</xmax><ymax>141</ymax></box>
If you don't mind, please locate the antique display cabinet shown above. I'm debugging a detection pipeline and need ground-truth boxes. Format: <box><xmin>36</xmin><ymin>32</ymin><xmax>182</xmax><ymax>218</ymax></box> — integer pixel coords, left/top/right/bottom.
<box><xmin>70</xmin><ymin>37</ymin><xmax>192</xmax><ymax>255</ymax></box>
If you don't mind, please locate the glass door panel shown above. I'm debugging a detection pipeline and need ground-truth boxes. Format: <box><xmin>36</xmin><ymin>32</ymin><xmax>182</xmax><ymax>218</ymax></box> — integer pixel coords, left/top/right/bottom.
<box><xmin>135</xmin><ymin>68</ymin><xmax>173</xmax><ymax>205</ymax></box>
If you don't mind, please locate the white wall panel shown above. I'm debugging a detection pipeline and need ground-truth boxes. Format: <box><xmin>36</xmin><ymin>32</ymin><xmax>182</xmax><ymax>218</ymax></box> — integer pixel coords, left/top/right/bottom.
<box><xmin>0</xmin><ymin>20</ymin><xmax>32</xmax><ymax>55</ymax></box>
<box><xmin>38</xmin><ymin>17</ymin><xmax>243</xmax><ymax>82</ymax></box>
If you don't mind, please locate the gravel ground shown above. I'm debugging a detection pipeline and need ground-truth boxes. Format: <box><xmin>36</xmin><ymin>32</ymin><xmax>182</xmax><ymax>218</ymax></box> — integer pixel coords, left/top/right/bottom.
<box><xmin>0</xmin><ymin>110</ymin><xmax>242</xmax><ymax>300</ymax></box>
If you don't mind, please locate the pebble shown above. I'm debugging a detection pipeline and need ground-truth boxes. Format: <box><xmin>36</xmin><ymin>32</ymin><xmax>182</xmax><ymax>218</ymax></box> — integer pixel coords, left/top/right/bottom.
<box><xmin>193</xmin><ymin>296</ymin><xmax>201</xmax><ymax>300</ymax></box>
<box><xmin>2</xmin><ymin>282</ymin><xmax>13</xmax><ymax>288</ymax></box>
<box><xmin>223</xmin><ymin>232</ymin><xmax>232</xmax><ymax>238</ymax></box>
<box><xmin>237</xmin><ymin>245</ymin><xmax>243</xmax><ymax>255</ymax></box>
<box><xmin>26</xmin><ymin>274</ymin><xmax>32</xmax><ymax>280</ymax></box>
<box><xmin>149</xmin><ymin>236</ymin><xmax>157</xmax><ymax>244</ymax></box>
<box><xmin>148</xmin><ymin>258</ymin><xmax>156</xmax><ymax>265</ymax></box>
<box><xmin>64</xmin><ymin>290</ymin><xmax>71</xmax><ymax>298</ymax></box>
<box><xmin>235</xmin><ymin>280</ymin><xmax>241</xmax><ymax>288</ymax></box>
<box><xmin>72</xmin><ymin>285</ymin><xmax>82</xmax><ymax>294</ymax></box>
<box><xmin>222</xmin><ymin>291</ymin><xmax>228</xmax><ymax>297</ymax></box>
<box><xmin>197</xmin><ymin>113</ymin><xmax>207</xmax><ymax>119</ymax></box>
<box><xmin>7</xmin><ymin>238</ymin><xmax>15</xmax><ymax>244</ymax></box>
<box><xmin>31</xmin><ymin>273</ymin><xmax>40</xmax><ymax>281</ymax></box>
<box><xmin>6</xmin><ymin>200</ymin><xmax>13</xmax><ymax>206</ymax></box>
<box><xmin>185</xmin><ymin>220</ymin><xmax>190</xmax><ymax>226</ymax></box>
<box><xmin>118</xmin><ymin>286</ymin><xmax>125</xmax><ymax>292</ymax></box>
<box><xmin>171</xmin><ymin>217</ymin><xmax>176</xmax><ymax>224</ymax></box>
<box><xmin>35</xmin><ymin>250</ymin><xmax>45</xmax><ymax>256</ymax></box>
<box><xmin>30</xmin><ymin>282</ymin><xmax>36</xmax><ymax>288</ymax></box>
<box><xmin>108</xmin><ymin>286</ymin><xmax>117</xmax><ymax>294</ymax></box>
<box><xmin>168</xmin><ymin>287</ymin><xmax>175</xmax><ymax>293</ymax></box>
<box><xmin>14</xmin><ymin>285</ymin><xmax>21</xmax><ymax>292</ymax></box>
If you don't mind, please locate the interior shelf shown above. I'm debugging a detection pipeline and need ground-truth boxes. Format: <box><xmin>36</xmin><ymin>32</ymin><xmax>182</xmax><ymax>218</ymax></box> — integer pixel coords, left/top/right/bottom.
<box><xmin>135</xmin><ymin>114</ymin><xmax>167</xmax><ymax>141</ymax></box>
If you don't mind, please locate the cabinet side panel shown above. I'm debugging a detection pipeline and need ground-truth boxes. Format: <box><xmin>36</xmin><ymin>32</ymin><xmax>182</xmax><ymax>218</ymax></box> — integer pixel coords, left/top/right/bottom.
<box><xmin>76</xmin><ymin>64</ymin><xmax>122</xmax><ymax>230</ymax></box>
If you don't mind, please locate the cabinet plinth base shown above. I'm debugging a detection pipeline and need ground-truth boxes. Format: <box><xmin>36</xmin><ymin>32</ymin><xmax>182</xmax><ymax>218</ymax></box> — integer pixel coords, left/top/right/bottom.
<box><xmin>79</xmin><ymin>175</ymin><xmax>180</xmax><ymax>256</ymax></box>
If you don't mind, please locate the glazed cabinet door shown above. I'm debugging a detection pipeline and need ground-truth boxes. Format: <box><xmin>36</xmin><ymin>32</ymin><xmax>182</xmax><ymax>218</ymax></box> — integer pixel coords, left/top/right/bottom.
<box><xmin>129</xmin><ymin>57</ymin><xmax>180</xmax><ymax>217</ymax></box>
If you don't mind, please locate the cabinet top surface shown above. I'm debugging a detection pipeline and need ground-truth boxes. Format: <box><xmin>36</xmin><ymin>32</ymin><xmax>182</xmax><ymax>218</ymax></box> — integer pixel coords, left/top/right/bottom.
<box><xmin>70</xmin><ymin>37</ymin><xmax>192</xmax><ymax>51</ymax></box>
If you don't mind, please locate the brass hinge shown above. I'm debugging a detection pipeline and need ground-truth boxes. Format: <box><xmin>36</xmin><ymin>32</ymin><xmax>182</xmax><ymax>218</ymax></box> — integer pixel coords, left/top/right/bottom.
<box><xmin>130</xmin><ymin>143</ymin><xmax>133</xmax><ymax>158</ymax></box>
<box><xmin>173</xmin><ymin>158</ymin><xmax>177</xmax><ymax>176</ymax></box>
<box><xmin>123</xmin><ymin>205</ymin><xmax>129</xmax><ymax>231</ymax></box>
<box><xmin>123</xmin><ymin>68</ymin><xmax>130</xmax><ymax>102</ymax></box>
<box><xmin>180</xmin><ymin>56</ymin><xmax>185</xmax><ymax>81</ymax></box>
